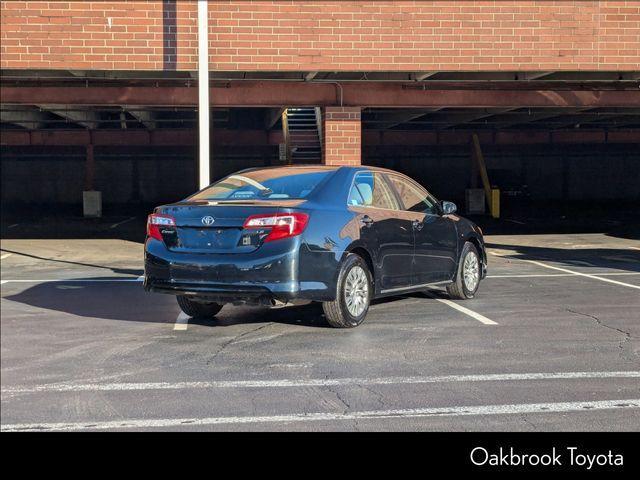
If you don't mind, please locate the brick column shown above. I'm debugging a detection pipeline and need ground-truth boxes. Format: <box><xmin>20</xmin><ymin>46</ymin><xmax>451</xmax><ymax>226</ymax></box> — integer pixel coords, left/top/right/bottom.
<box><xmin>322</xmin><ymin>107</ymin><xmax>361</xmax><ymax>166</ymax></box>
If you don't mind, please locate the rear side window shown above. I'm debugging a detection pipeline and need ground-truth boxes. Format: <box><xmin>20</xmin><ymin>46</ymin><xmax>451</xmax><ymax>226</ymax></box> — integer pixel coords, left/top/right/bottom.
<box><xmin>387</xmin><ymin>174</ymin><xmax>438</xmax><ymax>214</ymax></box>
<box><xmin>349</xmin><ymin>172</ymin><xmax>400</xmax><ymax>210</ymax></box>
<box><xmin>190</xmin><ymin>168</ymin><xmax>332</xmax><ymax>201</ymax></box>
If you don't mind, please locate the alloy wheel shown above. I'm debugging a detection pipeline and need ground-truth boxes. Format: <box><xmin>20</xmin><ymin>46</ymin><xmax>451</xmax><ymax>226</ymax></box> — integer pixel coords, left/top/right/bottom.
<box><xmin>344</xmin><ymin>265</ymin><xmax>369</xmax><ymax>317</ymax></box>
<box><xmin>463</xmin><ymin>252</ymin><xmax>480</xmax><ymax>292</ymax></box>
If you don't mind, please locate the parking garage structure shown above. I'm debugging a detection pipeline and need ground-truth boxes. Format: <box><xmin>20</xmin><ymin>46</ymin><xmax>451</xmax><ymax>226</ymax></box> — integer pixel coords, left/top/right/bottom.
<box><xmin>1</xmin><ymin>1</ymin><xmax>639</xmax><ymax>219</ymax></box>
<box><xmin>2</xmin><ymin>0</ymin><xmax>640</xmax><ymax>435</ymax></box>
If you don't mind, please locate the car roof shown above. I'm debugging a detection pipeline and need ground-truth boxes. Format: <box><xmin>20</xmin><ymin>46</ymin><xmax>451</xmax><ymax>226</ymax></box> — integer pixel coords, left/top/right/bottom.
<box><xmin>236</xmin><ymin>164</ymin><xmax>402</xmax><ymax>175</ymax></box>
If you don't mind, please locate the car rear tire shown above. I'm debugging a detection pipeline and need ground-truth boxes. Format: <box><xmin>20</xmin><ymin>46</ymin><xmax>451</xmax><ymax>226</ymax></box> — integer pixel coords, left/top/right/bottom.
<box><xmin>176</xmin><ymin>295</ymin><xmax>223</xmax><ymax>318</ymax></box>
<box><xmin>446</xmin><ymin>241</ymin><xmax>481</xmax><ymax>300</ymax></box>
<box><xmin>322</xmin><ymin>253</ymin><xmax>372</xmax><ymax>328</ymax></box>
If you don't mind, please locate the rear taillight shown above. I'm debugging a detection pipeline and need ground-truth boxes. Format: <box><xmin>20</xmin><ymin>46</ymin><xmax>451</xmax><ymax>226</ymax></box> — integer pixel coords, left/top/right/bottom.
<box><xmin>147</xmin><ymin>213</ymin><xmax>176</xmax><ymax>241</ymax></box>
<box><xmin>243</xmin><ymin>213</ymin><xmax>309</xmax><ymax>242</ymax></box>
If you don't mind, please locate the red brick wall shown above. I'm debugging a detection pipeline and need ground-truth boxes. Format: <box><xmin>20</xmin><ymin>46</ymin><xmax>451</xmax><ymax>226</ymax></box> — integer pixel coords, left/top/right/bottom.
<box><xmin>1</xmin><ymin>1</ymin><xmax>639</xmax><ymax>71</ymax></box>
<box><xmin>323</xmin><ymin>107</ymin><xmax>361</xmax><ymax>166</ymax></box>
<box><xmin>0</xmin><ymin>0</ymin><xmax>197</xmax><ymax>70</ymax></box>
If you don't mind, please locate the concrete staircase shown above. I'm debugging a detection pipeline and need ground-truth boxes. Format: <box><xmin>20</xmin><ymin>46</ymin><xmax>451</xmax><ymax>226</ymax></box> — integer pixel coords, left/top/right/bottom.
<box><xmin>283</xmin><ymin>107</ymin><xmax>322</xmax><ymax>164</ymax></box>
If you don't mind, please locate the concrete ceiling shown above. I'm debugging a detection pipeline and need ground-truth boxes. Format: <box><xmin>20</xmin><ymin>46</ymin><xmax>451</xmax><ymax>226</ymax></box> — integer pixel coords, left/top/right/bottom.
<box><xmin>2</xmin><ymin>105</ymin><xmax>639</xmax><ymax>131</ymax></box>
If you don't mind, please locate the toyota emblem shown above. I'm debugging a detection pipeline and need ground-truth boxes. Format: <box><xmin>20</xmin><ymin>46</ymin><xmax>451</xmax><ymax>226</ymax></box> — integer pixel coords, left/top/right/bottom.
<box><xmin>201</xmin><ymin>215</ymin><xmax>215</xmax><ymax>226</ymax></box>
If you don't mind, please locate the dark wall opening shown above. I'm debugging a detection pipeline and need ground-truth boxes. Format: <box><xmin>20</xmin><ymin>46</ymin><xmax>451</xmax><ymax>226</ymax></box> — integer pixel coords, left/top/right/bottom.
<box><xmin>364</xmin><ymin>142</ymin><xmax>640</xmax><ymax>216</ymax></box>
<box><xmin>0</xmin><ymin>144</ymin><xmax>278</xmax><ymax>214</ymax></box>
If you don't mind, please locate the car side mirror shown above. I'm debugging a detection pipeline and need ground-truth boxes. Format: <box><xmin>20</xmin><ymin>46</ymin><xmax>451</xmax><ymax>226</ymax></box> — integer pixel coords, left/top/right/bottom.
<box><xmin>441</xmin><ymin>201</ymin><xmax>457</xmax><ymax>215</ymax></box>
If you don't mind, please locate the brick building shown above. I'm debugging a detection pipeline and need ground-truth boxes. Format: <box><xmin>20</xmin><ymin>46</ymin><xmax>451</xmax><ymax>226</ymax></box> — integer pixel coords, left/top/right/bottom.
<box><xmin>3</xmin><ymin>1</ymin><xmax>639</xmax><ymax>71</ymax></box>
<box><xmin>1</xmin><ymin>1</ymin><xmax>639</xmax><ymax>210</ymax></box>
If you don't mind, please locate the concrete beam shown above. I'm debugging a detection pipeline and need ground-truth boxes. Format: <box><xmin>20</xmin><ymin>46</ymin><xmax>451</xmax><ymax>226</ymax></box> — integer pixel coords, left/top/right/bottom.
<box><xmin>621</xmin><ymin>72</ymin><xmax>640</xmax><ymax>81</ymax></box>
<box><xmin>124</xmin><ymin>106</ymin><xmax>156</xmax><ymax>129</ymax></box>
<box><xmin>491</xmin><ymin>107</ymin><xmax>594</xmax><ymax>128</ymax></box>
<box><xmin>4</xmin><ymin>83</ymin><xmax>639</xmax><ymax>108</ymax></box>
<box><xmin>437</xmin><ymin>107</ymin><xmax>519</xmax><ymax>129</ymax></box>
<box><xmin>363</xmin><ymin>129</ymin><xmax>640</xmax><ymax>145</ymax></box>
<box><xmin>367</xmin><ymin>108</ymin><xmax>443</xmax><ymax>129</ymax></box>
<box><xmin>37</xmin><ymin>104</ymin><xmax>101</xmax><ymax>129</ymax></box>
<box><xmin>0</xmin><ymin>106</ymin><xmax>49</xmax><ymax>129</ymax></box>
<box><xmin>2</xmin><ymin>128</ymin><xmax>638</xmax><ymax>147</ymax></box>
<box><xmin>0</xmin><ymin>129</ymin><xmax>280</xmax><ymax>147</ymax></box>
<box><xmin>549</xmin><ymin>112</ymin><xmax>640</xmax><ymax>128</ymax></box>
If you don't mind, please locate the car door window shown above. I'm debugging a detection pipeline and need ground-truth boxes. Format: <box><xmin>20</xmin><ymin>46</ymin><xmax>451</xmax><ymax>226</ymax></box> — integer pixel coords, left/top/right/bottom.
<box><xmin>387</xmin><ymin>175</ymin><xmax>438</xmax><ymax>214</ymax></box>
<box><xmin>350</xmin><ymin>172</ymin><xmax>400</xmax><ymax>210</ymax></box>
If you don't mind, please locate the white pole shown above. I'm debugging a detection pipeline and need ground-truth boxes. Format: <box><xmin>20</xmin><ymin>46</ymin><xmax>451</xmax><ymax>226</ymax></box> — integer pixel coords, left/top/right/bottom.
<box><xmin>197</xmin><ymin>0</ymin><xmax>210</xmax><ymax>188</ymax></box>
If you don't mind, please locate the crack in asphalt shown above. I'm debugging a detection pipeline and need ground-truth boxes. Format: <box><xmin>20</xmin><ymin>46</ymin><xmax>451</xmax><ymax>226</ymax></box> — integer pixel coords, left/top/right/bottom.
<box><xmin>206</xmin><ymin>323</ymin><xmax>274</xmax><ymax>365</ymax></box>
<box><xmin>325</xmin><ymin>384</ymin><xmax>351</xmax><ymax>413</ymax></box>
<box><xmin>566</xmin><ymin>308</ymin><xmax>635</xmax><ymax>361</ymax></box>
<box><xmin>320</xmin><ymin>380</ymin><xmax>387</xmax><ymax>421</ymax></box>
<box><xmin>357</xmin><ymin>383</ymin><xmax>386</xmax><ymax>409</ymax></box>
<box><xmin>320</xmin><ymin>372</ymin><xmax>351</xmax><ymax>414</ymax></box>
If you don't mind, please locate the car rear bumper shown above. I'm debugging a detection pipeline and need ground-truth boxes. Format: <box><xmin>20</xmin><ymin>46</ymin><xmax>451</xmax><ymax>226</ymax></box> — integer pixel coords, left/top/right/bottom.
<box><xmin>145</xmin><ymin>280</ymin><xmax>279</xmax><ymax>304</ymax></box>
<box><xmin>143</xmin><ymin>237</ymin><xmax>338</xmax><ymax>303</ymax></box>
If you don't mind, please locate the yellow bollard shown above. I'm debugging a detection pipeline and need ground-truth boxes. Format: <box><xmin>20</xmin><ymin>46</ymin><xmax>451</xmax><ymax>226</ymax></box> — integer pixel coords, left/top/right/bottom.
<box><xmin>490</xmin><ymin>188</ymin><xmax>500</xmax><ymax>219</ymax></box>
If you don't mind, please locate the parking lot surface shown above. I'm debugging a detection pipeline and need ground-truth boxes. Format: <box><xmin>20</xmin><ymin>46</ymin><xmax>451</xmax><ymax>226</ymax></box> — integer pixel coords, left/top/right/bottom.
<box><xmin>1</xmin><ymin>225</ymin><xmax>639</xmax><ymax>431</ymax></box>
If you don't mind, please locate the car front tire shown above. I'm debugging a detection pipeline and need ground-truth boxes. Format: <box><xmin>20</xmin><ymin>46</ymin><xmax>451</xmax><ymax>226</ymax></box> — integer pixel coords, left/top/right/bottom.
<box><xmin>176</xmin><ymin>295</ymin><xmax>223</xmax><ymax>318</ymax></box>
<box><xmin>322</xmin><ymin>253</ymin><xmax>372</xmax><ymax>328</ymax></box>
<box><xmin>446</xmin><ymin>241</ymin><xmax>481</xmax><ymax>300</ymax></box>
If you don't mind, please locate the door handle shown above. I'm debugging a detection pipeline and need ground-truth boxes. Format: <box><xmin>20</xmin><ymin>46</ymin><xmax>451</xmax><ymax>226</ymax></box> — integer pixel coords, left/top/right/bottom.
<box><xmin>412</xmin><ymin>220</ymin><xmax>424</xmax><ymax>231</ymax></box>
<box><xmin>361</xmin><ymin>215</ymin><xmax>374</xmax><ymax>227</ymax></box>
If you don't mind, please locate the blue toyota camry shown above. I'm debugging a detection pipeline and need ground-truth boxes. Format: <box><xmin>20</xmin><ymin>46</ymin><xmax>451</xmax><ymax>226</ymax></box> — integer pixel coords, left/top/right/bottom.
<box><xmin>144</xmin><ymin>165</ymin><xmax>486</xmax><ymax>328</ymax></box>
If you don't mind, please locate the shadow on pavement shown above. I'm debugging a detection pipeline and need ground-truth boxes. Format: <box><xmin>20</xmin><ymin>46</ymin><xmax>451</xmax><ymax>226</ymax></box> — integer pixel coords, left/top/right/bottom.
<box><xmin>485</xmin><ymin>243</ymin><xmax>640</xmax><ymax>273</ymax></box>
<box><xmin>199</xmin><ymin>302</ymin><xmax>331</xmax><ymax>329</ymax></box>
<box><xmin>4</xmin><ymin>278</ymin><xmax>435</xmax><ymax>329</ymax></box>
<box><xmin>4</xmin><ymin>280</ymin><xmax>331</xmax><ymax>327</ymax></box>
<box><xmin>4</xmin><ymin>280</ymin><xmax>167</xmax><ymax>323</ymax></box>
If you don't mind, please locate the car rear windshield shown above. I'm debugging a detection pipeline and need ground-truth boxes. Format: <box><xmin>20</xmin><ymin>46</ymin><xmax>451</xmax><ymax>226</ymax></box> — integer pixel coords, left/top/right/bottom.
<box><xmin>189</xmin><ymin>168</ymin><xmax>333</xmax><ymax>201</ymax></box>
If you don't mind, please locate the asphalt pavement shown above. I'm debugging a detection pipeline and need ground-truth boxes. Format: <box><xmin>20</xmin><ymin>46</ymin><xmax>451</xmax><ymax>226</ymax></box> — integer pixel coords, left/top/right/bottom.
<box><xmin>1</xmin><ymin>225</ymin><xmax>639</xmax><ymax>431</ymax></box>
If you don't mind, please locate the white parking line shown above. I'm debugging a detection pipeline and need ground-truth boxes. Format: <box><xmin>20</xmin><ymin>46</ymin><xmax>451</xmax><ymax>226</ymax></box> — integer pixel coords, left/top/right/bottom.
<box><xmin>487</xmin><ymin>272</ymin><xmax>640</xmax><ymax>278</ymax></box>
<box><xmin>425</xmin><ymin>292</ymin><xmax>497</xmax><ymax>325</ymax></box>
<box><xmin>525</xmin><ymin>260</ymin><xmax>640</xmax><ymax>290</ymax></box>
<box><xmin>1</xmin><ymin>253</ymin><xmax>12</xmax><ymax>260</ymax></box>
<box><xmin>173</xmin><ymin>312</ymin><xmax>189</xmax><ymax>331</ymax></box>
<box><xmin>2</xmin><ymin>399</ymin><xmax>638</xmax><ymax>431</ymax></box>
<box><xmin>3</xmin><ymin>371</ymin><xmax>637</xmax><ymax>395</ymax></box>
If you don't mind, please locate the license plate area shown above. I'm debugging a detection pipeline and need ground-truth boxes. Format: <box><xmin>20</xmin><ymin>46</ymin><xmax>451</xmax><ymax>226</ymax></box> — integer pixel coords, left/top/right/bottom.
<box><xmin>177</xmin><ymin>227</ymin><xmax>242</xmax><ymax>250</ymax></box>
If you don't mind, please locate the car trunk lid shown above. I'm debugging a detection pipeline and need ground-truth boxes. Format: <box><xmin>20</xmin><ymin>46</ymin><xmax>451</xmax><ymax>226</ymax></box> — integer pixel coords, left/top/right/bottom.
<box><xmin>158</xmin><ymin>200</ymin><xmax>306</xmax><ymax>254</ymax></box>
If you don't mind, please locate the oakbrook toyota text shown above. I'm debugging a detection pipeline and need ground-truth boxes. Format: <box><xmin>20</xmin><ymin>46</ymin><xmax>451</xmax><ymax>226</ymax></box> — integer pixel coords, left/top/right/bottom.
<box><xmin>470</xmin><ymin>446</ymin><xmax>624</xmax><ymax>469</ymax></box>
